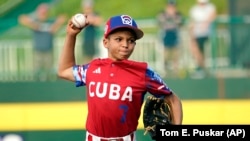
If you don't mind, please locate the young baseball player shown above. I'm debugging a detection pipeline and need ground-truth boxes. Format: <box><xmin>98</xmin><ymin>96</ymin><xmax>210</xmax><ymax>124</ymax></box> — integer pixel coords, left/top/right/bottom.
<box><xmin>58</xmin><ymin>14</ymin><xmax>183</xmax><ymax>141</ymax></box>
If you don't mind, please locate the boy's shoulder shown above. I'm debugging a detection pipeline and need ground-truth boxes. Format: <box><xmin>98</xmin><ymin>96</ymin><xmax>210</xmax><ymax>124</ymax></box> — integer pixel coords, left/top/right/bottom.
<box><xmin>90</xmin><ymin>58</ymin><xmax>148</xmax><ymax>68</ymax></box>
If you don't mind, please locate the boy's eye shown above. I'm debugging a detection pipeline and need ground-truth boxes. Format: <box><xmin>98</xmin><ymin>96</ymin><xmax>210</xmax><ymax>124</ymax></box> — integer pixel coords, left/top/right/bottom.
<box><xmin>129</xmin><ymin>39</ymin><xmax>136</xmax><ymax>43</ymax></box>
<box><xmin>115</xmin><ymin>38</ymin><xmax>122</xmax><ymax>41</ymax></box>
<box><xmin>114</xmin><ymin>38</ymin><xmax>136</xmax><ymax>44</ymax></box>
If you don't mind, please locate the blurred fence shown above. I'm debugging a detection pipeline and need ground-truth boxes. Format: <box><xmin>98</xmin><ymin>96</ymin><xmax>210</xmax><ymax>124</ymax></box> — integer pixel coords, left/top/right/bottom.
<box><xmin>0</xmin><ymin>16</ymin><xmax>247</xmax><ymax>81</ymax></box>
<box><xmin>0</xmin><ymin>39</ymin><xmax>34</xmax><ymax>81</ymax></box>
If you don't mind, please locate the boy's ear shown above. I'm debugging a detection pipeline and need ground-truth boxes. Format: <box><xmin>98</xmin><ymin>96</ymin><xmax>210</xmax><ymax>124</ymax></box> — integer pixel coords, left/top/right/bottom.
<box><xmin>103</xmin><ymin>38</ymin><xmax>108</xmax><ymax>48</ymax></box>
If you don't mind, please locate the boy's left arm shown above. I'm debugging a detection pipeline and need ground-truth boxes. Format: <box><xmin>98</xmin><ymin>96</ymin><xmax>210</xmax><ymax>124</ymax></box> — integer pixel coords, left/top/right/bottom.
<box><xmin>165</xmin><ymin>93</ymin><xmax>183</xmax><ymax>124</ymax></box>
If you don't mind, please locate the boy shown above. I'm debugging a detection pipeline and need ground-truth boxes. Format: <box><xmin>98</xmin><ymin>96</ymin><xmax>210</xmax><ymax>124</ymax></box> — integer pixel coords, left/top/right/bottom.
<box><xmin>58</xmin><ymin>14</ymin><xmax>183</xmax><ymax>141</ymax></box>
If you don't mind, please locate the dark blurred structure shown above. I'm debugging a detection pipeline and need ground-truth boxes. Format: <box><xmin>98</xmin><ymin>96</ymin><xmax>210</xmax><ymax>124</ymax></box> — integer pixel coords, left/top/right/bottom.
<box><xmin>228</xmin><ymin>0</ymin><xmax>250</xmax><ymax>68</ymax></box>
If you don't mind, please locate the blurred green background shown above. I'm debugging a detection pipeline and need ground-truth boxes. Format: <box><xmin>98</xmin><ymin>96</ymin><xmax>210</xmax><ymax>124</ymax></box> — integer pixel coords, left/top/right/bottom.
<box><xmin>49</xmin><ymin>0</ymin><xmax>228</xmax><ymax>19</ymax></box>
<box><xmin>0</xmin><ymin>0</ymin><xmax>228</xmax><ymax>33</ymax></box>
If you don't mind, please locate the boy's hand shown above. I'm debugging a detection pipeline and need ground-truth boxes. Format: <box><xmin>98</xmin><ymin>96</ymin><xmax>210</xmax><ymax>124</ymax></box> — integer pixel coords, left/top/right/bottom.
<box><xmin>66</xmin><ymin>15</ymin><xmax>89</xmax><ymax>36</ymax></box>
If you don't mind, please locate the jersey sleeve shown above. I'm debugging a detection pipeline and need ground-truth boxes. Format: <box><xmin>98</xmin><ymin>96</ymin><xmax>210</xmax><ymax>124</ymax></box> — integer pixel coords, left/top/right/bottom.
<box><xmin>145</xmin><ymin>67</ymin><xmax>173</xmax><ymax>97</ymax></box>
<box><xmin>73</xmin><ymin>64</ymin><xmax>89</xmax><ymax>87</ymax></box>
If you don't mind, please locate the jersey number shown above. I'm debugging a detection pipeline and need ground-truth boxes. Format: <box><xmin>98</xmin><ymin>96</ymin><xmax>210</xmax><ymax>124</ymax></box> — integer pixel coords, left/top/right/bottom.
<box><xmin>119</xmin><ymin>105</ymin><xmax>128</xmax><ymax>123</ymax></box>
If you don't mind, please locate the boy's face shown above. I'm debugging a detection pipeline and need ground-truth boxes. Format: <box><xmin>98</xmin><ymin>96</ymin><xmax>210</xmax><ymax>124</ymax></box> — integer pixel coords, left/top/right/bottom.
<box><xmin>103</xmin><ymin>29</ymin><xmax>136</xmax><ymax>61</ymax></box>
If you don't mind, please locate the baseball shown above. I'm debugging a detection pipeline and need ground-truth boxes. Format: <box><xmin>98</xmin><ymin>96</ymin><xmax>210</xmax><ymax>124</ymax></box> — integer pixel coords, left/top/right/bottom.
<box><xmin>72</xmin><ymin>13</ymin><xmax>86</xmax><ymax>28</ymax></box>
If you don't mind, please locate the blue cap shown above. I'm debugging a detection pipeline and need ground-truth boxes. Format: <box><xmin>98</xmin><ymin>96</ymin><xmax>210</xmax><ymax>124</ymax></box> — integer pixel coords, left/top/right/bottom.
<box><xmin>104</xmin><ymin>15</ymin><xmax>144</xmax><ymax>39</ymax></box>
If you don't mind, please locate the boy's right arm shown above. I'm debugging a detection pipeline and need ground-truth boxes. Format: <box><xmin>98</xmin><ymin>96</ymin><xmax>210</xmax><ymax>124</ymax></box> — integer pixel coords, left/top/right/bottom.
<box><xmin>57</xmin><ymin>17</ymin><xmax>87</xmax><ymax>81</ymax></box>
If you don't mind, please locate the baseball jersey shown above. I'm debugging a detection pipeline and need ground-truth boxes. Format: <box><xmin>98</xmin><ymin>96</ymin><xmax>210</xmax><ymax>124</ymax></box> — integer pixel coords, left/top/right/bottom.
<box><xmin>73</xmin><ymin>58</ymin><xmax>173</xmax><ymax>137</ymax></box>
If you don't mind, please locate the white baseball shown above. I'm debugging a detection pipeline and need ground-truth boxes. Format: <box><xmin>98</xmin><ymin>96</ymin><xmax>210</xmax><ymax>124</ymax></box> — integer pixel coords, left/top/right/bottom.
<box><xmin>72</xmin><ymin>13</ymin><xmax>86</xmax><ymax>28</ymax></box>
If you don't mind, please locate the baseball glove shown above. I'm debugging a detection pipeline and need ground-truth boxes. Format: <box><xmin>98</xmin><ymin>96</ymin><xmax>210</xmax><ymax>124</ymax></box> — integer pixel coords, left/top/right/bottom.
<box><xmin>143</xmin><ymin>95</ymin><xmax>172</xmax><ymax>140</ymax></box>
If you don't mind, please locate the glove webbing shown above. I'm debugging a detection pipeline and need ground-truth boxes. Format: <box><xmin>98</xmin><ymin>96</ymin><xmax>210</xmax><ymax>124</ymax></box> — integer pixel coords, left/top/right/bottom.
<box><xmin>143</xmin><ymin>98</ymin><xmax>172</xmax><ymax>136</ymax></box>
<box><xmin>144</xmin><ymin>125</ymin><xmax>155</xmax><ymax>135</ymax></box>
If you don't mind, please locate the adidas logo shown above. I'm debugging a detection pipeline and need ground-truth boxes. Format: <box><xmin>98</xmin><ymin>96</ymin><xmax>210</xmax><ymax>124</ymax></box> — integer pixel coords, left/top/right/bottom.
<box><xmin>93</xmin><ymin>67</ymin><xmax>101</xmax><ymax>74</ymax></box>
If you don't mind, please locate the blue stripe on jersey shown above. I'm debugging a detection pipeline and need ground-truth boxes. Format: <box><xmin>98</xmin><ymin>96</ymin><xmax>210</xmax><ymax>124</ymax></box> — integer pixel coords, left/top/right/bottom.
<box><xmin>145</xmin><ymin>67</ymin><xmax>172</xmax><ymax>98</ymax></box>
<box><xmin>73</xmin><ymin>64</ymin><xmax>89</xmax><ymax>87</ymax></box>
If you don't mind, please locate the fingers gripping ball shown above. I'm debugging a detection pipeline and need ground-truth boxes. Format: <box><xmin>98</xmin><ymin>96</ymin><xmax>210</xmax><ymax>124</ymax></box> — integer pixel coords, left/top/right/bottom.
<box><xmin>143</xmin><ymin>95</ymin><xmax>172</xmax><ymax>140</ymax></box>
<box><xmin>72</xmin><ymin>13</ymin><xmax>86</xmax><ymax>28</ymax></box>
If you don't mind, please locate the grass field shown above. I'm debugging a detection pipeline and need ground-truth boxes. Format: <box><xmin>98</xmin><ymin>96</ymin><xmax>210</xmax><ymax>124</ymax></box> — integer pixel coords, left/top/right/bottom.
<box><xmin>0</xmin><ymin>99</ymin><xmax>249</xmax><ymax>131</ymax></box>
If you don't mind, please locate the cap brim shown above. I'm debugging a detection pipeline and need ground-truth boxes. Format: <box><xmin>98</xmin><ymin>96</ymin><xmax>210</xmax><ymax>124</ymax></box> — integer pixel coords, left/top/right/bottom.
<box><xmin>133</xmin><ymin>28</ymin><xmax>144</xmax><ymax>39</ymax></box>
<box><xmin>107</xmin><ymin>26</ymin><xmax>144</xmax><ymax>40</ymax></box>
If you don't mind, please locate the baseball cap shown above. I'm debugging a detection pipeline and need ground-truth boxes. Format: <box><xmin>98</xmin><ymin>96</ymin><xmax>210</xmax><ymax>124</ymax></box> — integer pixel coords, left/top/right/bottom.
<box><xmin>104</xmin><ymin>15</ymin><xmax>144</xmax><ymax>40</ymax></box>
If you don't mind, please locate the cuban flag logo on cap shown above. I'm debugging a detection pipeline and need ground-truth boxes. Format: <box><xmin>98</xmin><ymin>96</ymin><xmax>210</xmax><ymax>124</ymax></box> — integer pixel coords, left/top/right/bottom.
<box><xmin>121</xmin><ymin>15</ymin><xmax>133</xmax><ymax>26</ymax></box>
